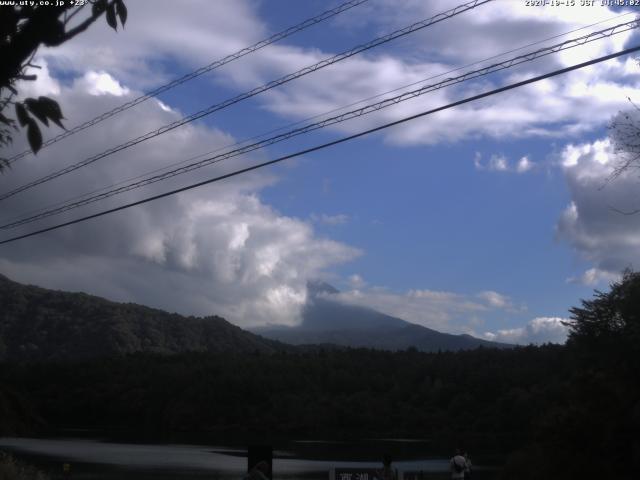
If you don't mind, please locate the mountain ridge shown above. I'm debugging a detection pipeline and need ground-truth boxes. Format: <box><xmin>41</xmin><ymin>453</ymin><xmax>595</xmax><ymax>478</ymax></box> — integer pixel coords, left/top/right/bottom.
<box><xmin>252</xmin><ymin>282</ymin><xmax>512</xmax><ymax>351</ymax></box>
<box><xmin>0</xmin><ymin>275</ymin><xmax>510</xmax><ymax>362</ymax></box>
<box><xmin>0</xmin><ymin>274</ymin><xmax>286</xmax><ymax>361</ymax></box>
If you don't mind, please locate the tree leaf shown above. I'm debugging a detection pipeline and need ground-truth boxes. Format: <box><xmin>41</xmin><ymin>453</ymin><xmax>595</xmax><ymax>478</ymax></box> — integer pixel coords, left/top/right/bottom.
<box><xmin>36</xmin><ymin>96</ymin><xmax>65</xmax><ymax>129</ymax></box>
<box><xmin>16</xmin><ymin>74</ymin><xmax>37</xmax><ymax>81</ymax></box>
<box><xmin>25</xmin><ymin>98</ymin><xmax>49</xmax><ymax>126</ymax></box>
<box><xmin>42</xmin><ymin>19</ymin><xmax>65</xmax><ymax>47</ymax></box>
<box><xmin>15</xmin><ymin>103</ymin><xmax>30</xmax><ymax>127</ymax></box>
<box><xmin>115</xmin><ymin>0</ymin><xmax>127</xmax><ymax>27</ymax></box>
<box><xmin>106</xmin><ymin>2</ymin><xmax>117</xmax><ymax>30</ymax></box>
<box><xmin>26</xmin><ymin>118</ymin><xmax>43</xmax><ymax>154</ymax></box>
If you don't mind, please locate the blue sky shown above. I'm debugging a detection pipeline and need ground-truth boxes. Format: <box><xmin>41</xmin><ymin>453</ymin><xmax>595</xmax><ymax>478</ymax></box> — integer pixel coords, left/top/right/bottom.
<box><xmin>2</xmin><ymin>0</ymin><xmax>640</xmax><ymax>344</ymax></box>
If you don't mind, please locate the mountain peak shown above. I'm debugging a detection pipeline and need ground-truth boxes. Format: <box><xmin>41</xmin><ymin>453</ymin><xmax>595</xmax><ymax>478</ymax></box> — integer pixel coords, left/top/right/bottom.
<box><xmin>256</xmin><ymin>283</ymin><xmax>514</xmax><ymax>352</ymax></box>
<box><xmin>306</xmin><ymin>280</ymin><xmax>339</xmax><ymax>297</ymax></box>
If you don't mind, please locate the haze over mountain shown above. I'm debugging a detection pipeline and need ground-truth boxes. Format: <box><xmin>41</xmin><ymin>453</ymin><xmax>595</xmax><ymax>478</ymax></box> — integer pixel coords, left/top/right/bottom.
<box><xmin>252</xmin><ymin>281</ymin><xmax>512</xmax><ymax>351</ymax></box>
<box><xmin>0</xmin><ymin>274</ymin><xmax>284</xmax><ymax>362</ymax></box>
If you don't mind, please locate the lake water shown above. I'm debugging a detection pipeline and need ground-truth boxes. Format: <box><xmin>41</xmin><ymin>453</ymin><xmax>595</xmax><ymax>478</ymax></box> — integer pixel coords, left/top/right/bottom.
<box><xmin>0</xmin><ymin>437</ymin><xmax>499</xmax><ymax>480</ymax></box>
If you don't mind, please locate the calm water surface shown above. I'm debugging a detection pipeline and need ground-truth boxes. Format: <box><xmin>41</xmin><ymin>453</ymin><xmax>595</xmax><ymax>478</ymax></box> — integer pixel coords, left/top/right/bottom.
<box><xmin>0</xmin><ymin>437</ymin><xmax>499</xmax><ymax>480</ymax></box>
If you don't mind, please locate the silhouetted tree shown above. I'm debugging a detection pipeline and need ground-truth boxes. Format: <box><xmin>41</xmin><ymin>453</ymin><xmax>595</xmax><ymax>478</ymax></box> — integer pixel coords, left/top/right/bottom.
<box><xmin>0</xmin><ymin>0</ymin><xmax>127</xmax><ymax>171</ymax></box>
<box><xmin>504</xmin><ymin>271</ymin><xmax>640</xmax><ymax>479</ymax></box>
<box><xmin>608</xmin><ymin>101</ymin><xmax>640</xmax><ymax>184</ymax></box>
<box><xmin>566</xmin><ymin>269</ymin><xmax>640</xmax><ymax>346</ymax></box>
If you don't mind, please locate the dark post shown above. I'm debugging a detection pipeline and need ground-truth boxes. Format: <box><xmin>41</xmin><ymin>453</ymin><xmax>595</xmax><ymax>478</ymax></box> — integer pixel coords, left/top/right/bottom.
<box><xmin>248</xmin><ymin>445</ymin><xmax>273</xmax><ymax>480</ymax></box>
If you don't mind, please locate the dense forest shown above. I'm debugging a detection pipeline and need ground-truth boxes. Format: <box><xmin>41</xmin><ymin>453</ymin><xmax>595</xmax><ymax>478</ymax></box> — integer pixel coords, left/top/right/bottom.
<box><xmin>1</xmin><ymin>272</ymin><xmax>639</xmax><ymax>479</ymax></box>
<box><xmin>0</xmin><ymin>274</ymin><xmax>285</xmax><ymax>361</ymax></box>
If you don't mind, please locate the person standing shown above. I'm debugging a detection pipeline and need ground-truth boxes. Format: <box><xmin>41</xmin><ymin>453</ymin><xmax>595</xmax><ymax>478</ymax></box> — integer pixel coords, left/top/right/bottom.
<box><xmin>377</xmin><ymin>454</ymin><xmax>397</xmax><ymax>480</ymax></box>
<box><xmin>450</xmin><ymin>449</ymin><xmax>467</xmax><ymax>480</ymax></box>
<box><xmin>463</xmin><ymin>452</ymin><xmax>472</xmax><ymax>479</ymax></box>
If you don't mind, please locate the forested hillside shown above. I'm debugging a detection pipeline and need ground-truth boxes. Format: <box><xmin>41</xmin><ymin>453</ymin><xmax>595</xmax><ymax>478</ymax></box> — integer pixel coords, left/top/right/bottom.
<box><xmin>0</xmin><ymin>274</ymin><xmax>283</xmax><ymax>361</ymax></box>
<box><xmin>1</xmin><ymin>272</ymin><xmax>639</xmax><ymax>478</ymax></box>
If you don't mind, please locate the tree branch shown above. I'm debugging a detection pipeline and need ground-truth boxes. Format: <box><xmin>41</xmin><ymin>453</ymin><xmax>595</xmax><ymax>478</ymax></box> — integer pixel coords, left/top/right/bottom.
<box><xmin>53</xmin><ymin>3</ymin><xmax>110</xmax><ymax>45</ymax></box>
<box><xmin>63</xmin><ymin>5</ymin><xmax>86</xmax><ymax>26</ymax></box>
<box><xmin>608</xmin><ymin>205</ymin><xmax>640</xmax><ymax>215</ymax></box>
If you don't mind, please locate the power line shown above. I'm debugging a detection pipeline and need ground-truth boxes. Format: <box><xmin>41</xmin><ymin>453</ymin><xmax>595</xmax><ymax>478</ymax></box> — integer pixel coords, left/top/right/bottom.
<box><xmin>5</xmin><ymin>0</ymin><xmax>371</xmax><ymax>164</ymax></box>
<box><xmin>3</xmin><ymin>18</ymin><xmax>636</xmax><ymax>230</ymax></box>
<box><xmin>5</xmin><ymin>10</ymin><xmax>628</xmax><ymax>227</ymax></box>
<box><xmin>0</xmin><ymin>0</ymin><xmax>492</xmax><ymax>202</ymax></box>
<box><xmin>1</xmin><ymin>44</ymin><xmax>638</xmax><ymax>246</ymax></box>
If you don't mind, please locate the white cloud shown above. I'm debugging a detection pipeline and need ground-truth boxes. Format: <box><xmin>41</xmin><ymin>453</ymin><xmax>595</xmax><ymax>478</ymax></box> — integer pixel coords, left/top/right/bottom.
<box><xmin>347</xmin><ymin>274</ymin><xmax>366</xmax><ymax>289</ymax></box>
<box><xmin>474</xmin><ymin>152</ymin><xmax>536</xmax><ymax>173</ymax></box>
<box><xmin>517</xmin><ymin>156</ymin><xmax>533</xmax><ymax>173</ymax></box>
<box><xmin>15</xmin><ymin>59</ymin><xmax>61</xmax><ymax>98</ymax></box>
<box><xmin>82</xmin><ymin>71</ymin><xmax>130</xmax><ymax>96</ymax></box>
<box><xmin>0</xmin><ymin>72</ymin><xmax>360</xmax><ymax>328</ymax></box>
<box><xmin>489</xmin><ymin>154</ymin><xmax>509</xmax><ymax>172</ymax></box>
<box><xmin>356</xmin><ymin>0</ymin><xmax>634</xmax><ymax>65</ymax></box>
<box><xmin>473</xmin><ymin>151</ymin><xmax>483</xmax><ymax>170</ymax></box>
<box><xmin>4</xmin><ymin>0</ymin><xmax>631</xmax><ymax>335</ymax></box>
<box><xmin>557</xmin><ymin>136</ymin><xmax>640</xmax><ymax>280</ymax></box>
<box><xmin>41</xmin><ymin>0</ymin><xmax>268</xmax><ymax>91</ymax></box>
<box><xmin>327</xmin><ymin>285</ymin><xmax>519</xmax><ymax>333</ymax></box>
<box><xmin>561</xmin><ymin>138</ymin><xmax>611</xmax><ymax>168</ymax></box>
<box><xmin>34</xmin><ymin>0</ymin><xmax>640</xmax><ymax>150</ymax></box>
<box><xmin>482</xmin><ymin>317</ymin><xmax>569</xmax><ymax>345</ymax></box>
<box><xmin>156</xmin><ymin>100</ymin><xmax>173</xmax><ymax>113</ymax></box>
<box><xmin>250</xmin><ymin>1</ymin><xmax>640</xmax><ymax>146</ymax></box>
<box><xmin>477</xmin><ymin>290</ymin><xmax>510</xmax><ymax>309</ymax></box>
<box><xmin>567</xmin><ymin>267</ymin><xmax>621</xmax><ymax>286</ymax></box>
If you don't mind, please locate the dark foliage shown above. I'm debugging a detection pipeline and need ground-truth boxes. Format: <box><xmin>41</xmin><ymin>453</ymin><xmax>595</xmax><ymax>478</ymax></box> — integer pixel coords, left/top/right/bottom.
<box><xmin>0</xmin><ymin>273</ymin><xmax>638</xmax><ymax>479</ymax></box>
<box><xmin>0</xmin><ymin>274</ymin><xmax>284</xmax><ymax>361</ymax></box>
<box><xmin>503</xmin><ymin>270</ymin><xmax>640</xmax><ymax>479</ymax></box>
<box><xmin>608</xmin><ymin>100</ymin><xmax>640</xmax><ymax>186</ymax></box>
<box><xmin>0</xmin><ymin>453</ymin><xmax>48</xmax><ymax>480</ymax></box>
<box><xmin>0</xmin><ymin>346</ymin><xmax>567</xmax><ymax>455</ymax></box>
<box><xmin>566</xmin><ymin>269</ymin><xmax>640</xmax><ymax>345</ymax></box>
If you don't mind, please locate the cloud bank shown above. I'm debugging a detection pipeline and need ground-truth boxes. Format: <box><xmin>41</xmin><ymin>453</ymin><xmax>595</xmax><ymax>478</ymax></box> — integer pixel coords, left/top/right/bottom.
<box><xmin>557</xmin><ymin>136</ymin><xmax>640</xmax><ymax>285</ymax></box>
<box><xmin>482</xmin><ymin>317</ymin><xmax>569</xmax><ymax>345</ymax></box>
<box><xmin>3</xmin><ymin>0</ymin><xmax>626</xmax><ymax>333</ymax></box>
<box><xmin>38</xmin><ymin>0</ymin><xmax>640</xmax><ymax>148</ymax></box>
<box><xmin>0</xmin><ymin>70</ymin><xmax>360</xmax><ymax>327</ymax></box>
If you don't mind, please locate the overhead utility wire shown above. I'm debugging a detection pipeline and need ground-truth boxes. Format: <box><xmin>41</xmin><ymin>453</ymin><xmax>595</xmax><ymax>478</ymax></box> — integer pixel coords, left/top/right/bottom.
<box><xmin>0</xmin><ymin>0</ymin><xmax>492</xmax><ymax>202</ymax></box>
<box><xmin>2</xmin><ymin>44</ymin><xmax>638</xmax><ymax>246</ymax></box>
<box><xmin>3</xmin><ymin>18</ymin><xmax>635</xmax><ymax>228</ymax></box>
<box><xmin>6</xmin><ymin>9</ymin><xmax>627</xmax><ymax>226</ymax></box>
<box><xmin>6</xmin><ymin>0</ymin><xmax>371</xmax><ymax>164</ymax></box>
<box><xmin>2</xmin><ymin>19</ymin><xmax>636</xmax><ymax>230</ymax></box>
